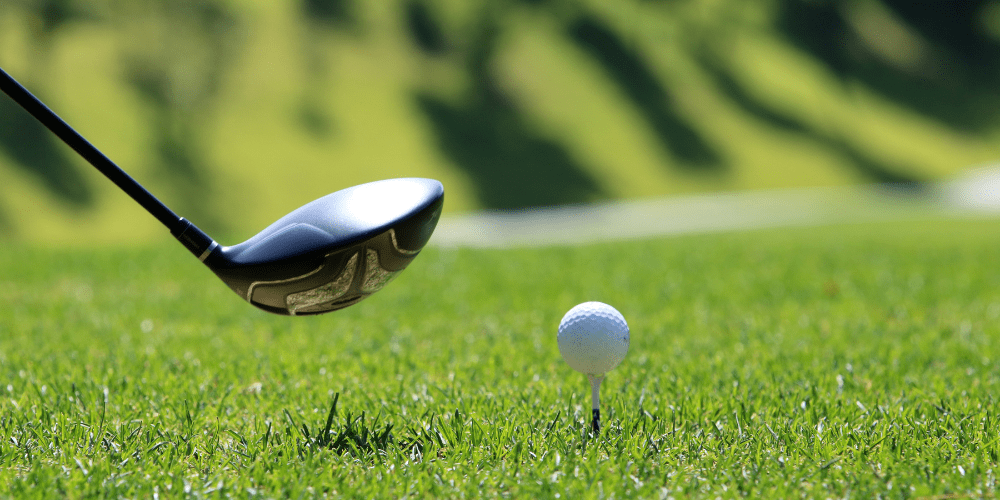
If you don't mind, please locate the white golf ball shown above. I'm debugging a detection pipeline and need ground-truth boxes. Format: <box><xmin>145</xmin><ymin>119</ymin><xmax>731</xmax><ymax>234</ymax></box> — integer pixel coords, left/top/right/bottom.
<box><xmin>557</xmin><ymin>301</ymin><xmax>629</xmax><ymax>376</ymax></box>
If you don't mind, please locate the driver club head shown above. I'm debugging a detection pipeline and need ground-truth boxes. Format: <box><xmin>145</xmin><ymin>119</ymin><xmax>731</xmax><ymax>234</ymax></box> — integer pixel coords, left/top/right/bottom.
<box><xmin>0</xmin><ymin>67</ymin><xmax>444</xmax><ymax>316</ymax></box>
<box><xmin>201</xmin><ymin>178</ymin><xmax>443</xmax><ymax>315</ymax></box>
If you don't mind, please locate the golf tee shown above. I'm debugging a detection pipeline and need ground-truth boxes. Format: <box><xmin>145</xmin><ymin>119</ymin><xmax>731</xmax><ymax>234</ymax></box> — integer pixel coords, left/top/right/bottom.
<box><xmin>588</xmin><ymin>374</ymin><xmax>604</xmax><ymax>433</ymax></box>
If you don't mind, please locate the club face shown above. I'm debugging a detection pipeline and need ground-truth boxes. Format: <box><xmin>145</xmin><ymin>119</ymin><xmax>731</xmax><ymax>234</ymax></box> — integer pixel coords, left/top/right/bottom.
<box><xmin>203</xmin><ymin>178</ymin><xmax>443</xmax><ymax>315</ymax></box>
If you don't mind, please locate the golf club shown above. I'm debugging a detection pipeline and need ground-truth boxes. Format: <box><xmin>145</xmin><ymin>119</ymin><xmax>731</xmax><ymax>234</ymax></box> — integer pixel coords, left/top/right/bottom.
<box><xmin>0</xmin><ymin>67</ymin><xmax>444</xmax><ymax>315</ymax></box>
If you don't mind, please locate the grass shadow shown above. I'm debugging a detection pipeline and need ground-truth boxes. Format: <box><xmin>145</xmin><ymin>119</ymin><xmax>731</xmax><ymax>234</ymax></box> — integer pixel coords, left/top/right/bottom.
<box><xmin>0</xmin><ymin>96</ymin><xmax>93</xmax><ymax>206</ymax></box>
<box><xmin>414</xmin><ymin>12</ymin><xmax>605</xmax><ymax>210</ymax></box>
<box><xmin>300</xmin><ymin>0</ymin><xmax>354</xmax><ymax>27</ymax></box>
<box><xmin>776</xmin><ymin>0</ymin><xmax>1000</xmax><ymax>132</ymax></box>
<box><xmin>415</xmin><ymin>93</ymin><xmax>606</xmax><ymax>209</ymax></box>
<box><xmin>295</xmin><ymin>0</ymin><xmax>359</xmax><ymax>138</ymax></box>
<box><xmin>119</xmin><ymin>0</ymin><xmax>242</xmax><ymax>234</ymax></box>
<box><xmin>567</xmin><ymin>14</ymin><xmax>724</xmax><ymax>171</ymax></box>
<box><xmin>0</xmin><ymin>2</ymin><xmax>96</xmax><ymax>212</ymax></box>
<box><xmin>287</xmin><ymin>394</ymin><xmax>403</xmax><ymax>458</ymax></box>
<box><xmin>124</xmin><ymin>63</ymin><xmax>225</xmax><ymax>233</ymax></box>
<box><xmin>697</xmin><ymin>50</ymin><xmax>922</xmax><ymax>186</ymax></box>
<box><xmin>404</xmin><ymin>0</ymin><xmax>449</xmax><ymax>56</ymax></box>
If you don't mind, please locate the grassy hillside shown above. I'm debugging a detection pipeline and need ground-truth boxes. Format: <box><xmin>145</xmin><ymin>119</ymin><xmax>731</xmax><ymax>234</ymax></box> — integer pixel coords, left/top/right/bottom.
<box><xmin>0</xmin><ymin>0</ymin><xmax>998</xmax><ymax>245</ymax></box>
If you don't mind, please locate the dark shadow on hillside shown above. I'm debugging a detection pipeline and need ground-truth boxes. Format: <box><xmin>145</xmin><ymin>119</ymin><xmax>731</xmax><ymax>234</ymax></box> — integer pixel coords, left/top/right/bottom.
<box><xmin>699</xmin><ymin>60</ymin><xmax>809</xmax><ymax>136</ymax></box>
<box><xmin>296</xmin><ymin>0</ymin><xmax>358</xmax><ymax>138</ymax></box>
<box><xmin>776</xmin><ymin>0</ymin><xmax>1000</xmax><ymax>132</ymax></box>
<box><xmin>831</xmin><ymin>137</ymin><xmax>921</xmax><ymax>187</ymax></box>
<box><xmin>125</xmin><ymin>63</ymin><xmax>223</xmax><ymax>232</ymax></box>
<box><xmin>697</xmin><ymin>53</ymin><xmax>921</xmax><ymax>186</ymax></box>
<box><xmin>9</xmin><ymin>0</ymin><xmax>97</xmax><ymax>46</ymax></box>
<box><xmin>0</xmin><ymin>0</ymin><xmax>96</xmax><ymax>212</ymax></box>
<box><xmin>0</xmin><ymin>97</ymin><xmax>93</xmax><ymax>206</ymax></box>
<box><xmin>884</xmin><ymin>0</ymin><xmax>1000</xmax><ymax>78</ymax></box>
<box><xmin>414</xmin><ymin>14</ymin><xmax>605</xmax><ymax>210</ymax></box>
<box><xmin>415</xmin><ymin>94</ymin><xmax>606</xmax><ymax>209</ymax></box>
<box><xmin>301</xmin><ymin>0</ymin><xmax>354</xmax><ymax>27</ymax></box>
<box><xmin>120</xmin><ymin>0</ymin><xmax>241</xmax><ymax>234</ymax></box>
<box><xmin>567</xmin><ymin>14</ymin><xmax>724</xmax><ymax>171</ymax></box>
<box><xmin>404</xmin><ymin>0</ymin><xmax>449</xmax><ymax>56</ymax></box>
<box><xmin>0</xmin><ymin>207</ymin><xmax>11</xmax><ymax>236</ymax></box>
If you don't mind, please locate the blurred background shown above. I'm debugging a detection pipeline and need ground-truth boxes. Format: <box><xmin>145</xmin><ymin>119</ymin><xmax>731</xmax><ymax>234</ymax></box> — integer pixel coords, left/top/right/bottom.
<box><xmin>0</xmin><ymin>0</ymin><xmax>998</xmax><ymax>246</ymax></box>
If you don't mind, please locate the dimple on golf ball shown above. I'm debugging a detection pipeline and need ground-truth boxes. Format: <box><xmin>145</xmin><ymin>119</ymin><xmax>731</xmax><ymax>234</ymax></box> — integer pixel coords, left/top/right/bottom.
<box><xmin>557</xmin><ymin>301</ymin><xmax>630</xmax><ymax>376</ymax></box>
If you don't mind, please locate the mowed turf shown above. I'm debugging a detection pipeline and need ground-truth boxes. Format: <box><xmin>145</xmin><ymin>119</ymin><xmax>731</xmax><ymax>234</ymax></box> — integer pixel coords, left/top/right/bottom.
<box><xmin>2</xmin><ymin>217</ymin><xmax>1000</xmax><ymax>498</ymax></box>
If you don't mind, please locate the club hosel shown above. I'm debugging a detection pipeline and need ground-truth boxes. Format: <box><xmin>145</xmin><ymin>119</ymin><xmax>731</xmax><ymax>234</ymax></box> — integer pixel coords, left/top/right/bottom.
<box><xmin>172</xmin><ymin>218</ymin><xmax>218</xmax><ymax>262</ymax></box>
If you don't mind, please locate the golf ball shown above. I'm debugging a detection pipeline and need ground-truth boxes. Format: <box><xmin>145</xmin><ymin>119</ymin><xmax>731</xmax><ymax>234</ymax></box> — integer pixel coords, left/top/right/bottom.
<box><xmin>557</xmin><ymin>302</ymin><xmax>629</xmax><ymax>376</ymax></box>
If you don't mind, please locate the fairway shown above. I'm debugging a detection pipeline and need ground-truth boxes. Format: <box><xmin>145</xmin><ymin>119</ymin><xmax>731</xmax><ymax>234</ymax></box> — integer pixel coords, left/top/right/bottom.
<box><xmin>3</xmin><ymin>216</ymin><xmax>1000</xmax><ymax>498</ymax></box>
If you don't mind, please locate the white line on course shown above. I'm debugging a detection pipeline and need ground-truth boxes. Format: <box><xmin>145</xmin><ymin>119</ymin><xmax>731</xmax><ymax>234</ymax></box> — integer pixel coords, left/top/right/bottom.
<box><xmin>430</xmin><ymin>168</ymin><xmax>1000</xmax><ymax>248</ymax></box>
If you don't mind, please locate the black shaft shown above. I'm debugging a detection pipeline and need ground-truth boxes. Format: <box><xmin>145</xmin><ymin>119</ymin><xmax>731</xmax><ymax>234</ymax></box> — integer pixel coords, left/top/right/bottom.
<box><xmin>592</xmin><ymin>408</ymin><xmax>600</xmax><ymax>434</ymax></box>
<box><xmin>0</xmin><ymin>67</ymin><xmax>183</xmax><ymax>232</ymax></box>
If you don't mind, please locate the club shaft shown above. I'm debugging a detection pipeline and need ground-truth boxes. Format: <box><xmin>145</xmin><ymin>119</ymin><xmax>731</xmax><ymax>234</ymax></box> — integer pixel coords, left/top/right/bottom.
<box><xmin>0</xmin><ymin>67</ymin><xmax>182</xmax><ymax>232</ymax></box>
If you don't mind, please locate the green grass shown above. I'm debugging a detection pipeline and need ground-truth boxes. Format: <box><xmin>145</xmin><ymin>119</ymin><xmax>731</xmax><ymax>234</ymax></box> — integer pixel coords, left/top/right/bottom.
<box><xmin>3</xmin><ymin>217</ymin><xmax>1000</xmax><ymax>497</ymax></box>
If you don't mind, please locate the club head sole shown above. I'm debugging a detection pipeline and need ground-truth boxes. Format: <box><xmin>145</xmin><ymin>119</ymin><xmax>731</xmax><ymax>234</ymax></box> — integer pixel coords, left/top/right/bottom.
<box><xmin>204</xmin><ymin>178</ymin><xmax>444</xmax><ymax>315</ymax></box>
